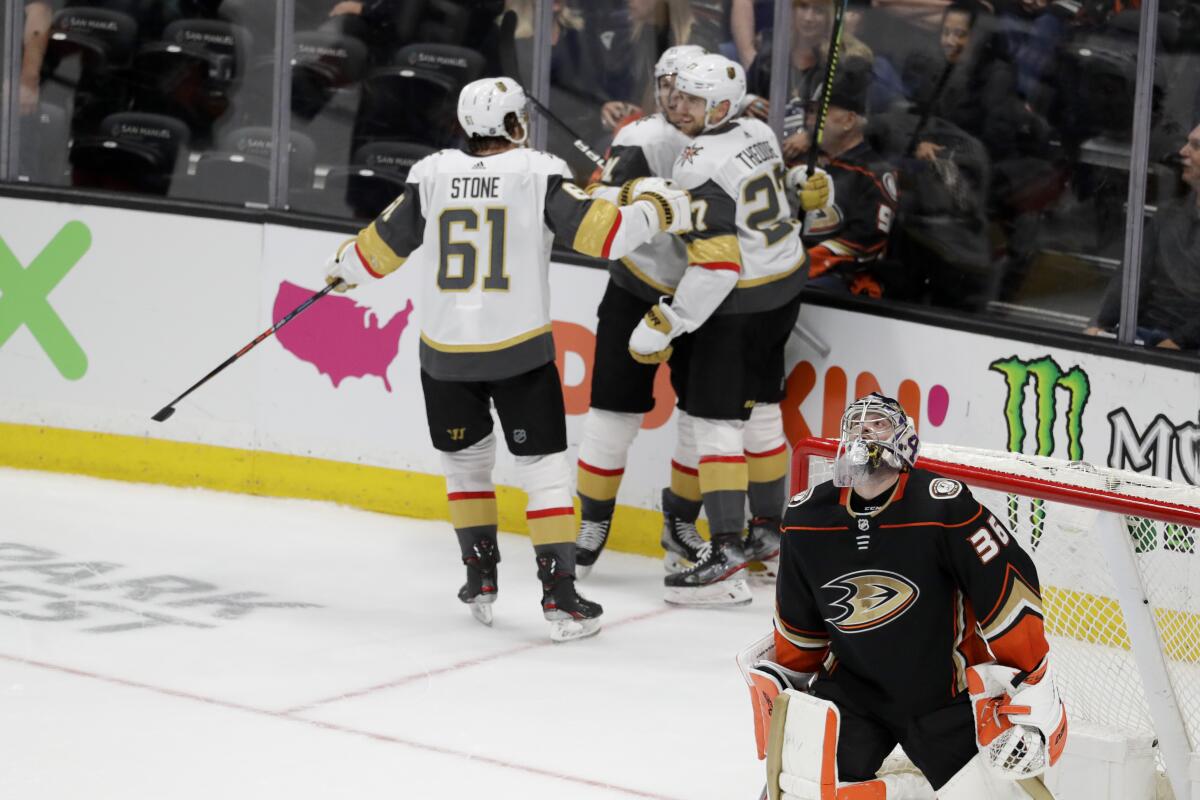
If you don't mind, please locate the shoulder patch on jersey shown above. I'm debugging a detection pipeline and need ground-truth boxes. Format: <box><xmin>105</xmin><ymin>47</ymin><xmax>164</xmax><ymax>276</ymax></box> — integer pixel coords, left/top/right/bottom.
<box><xmin>787</xmin><ymin>488</ymin><xmax>815</xmax><ymax>507</ymax></box>
<box><xmin>929</xmin><ymin>478</ymin><xmax>963</xmax><ymax>500</ymax></box>
<box><xmin>882</xmin><ymin>171</ymin><xmax>899</xmax><ymax>202</ymax></box>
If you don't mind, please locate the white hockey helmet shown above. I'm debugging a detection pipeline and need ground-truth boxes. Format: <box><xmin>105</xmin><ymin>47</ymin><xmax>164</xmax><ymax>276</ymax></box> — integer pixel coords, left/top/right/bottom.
<box><xmin>672</xmin><ymin>53</ymin><xmax>746</xmax><ymax>131</ymax></box>
<box><xmin>457</xmin><ymin>76</ymin><xmax>529</xmax><ymax>144</ymax></box>
<box><xmin>654</xmin><ymin>44</ymin><xmax>707</xmax><ymax>81</ymax></box>
<box><xmin>832</xmin><ymin>393</ymin><xmax>919</xmax><ymax>488</ymax></box>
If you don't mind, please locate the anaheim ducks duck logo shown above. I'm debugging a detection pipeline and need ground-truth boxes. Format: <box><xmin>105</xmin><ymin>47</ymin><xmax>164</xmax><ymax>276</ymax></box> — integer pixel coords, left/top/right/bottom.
<box><xmin>821</xmin><ymin>570</ymin><xmax>920</xmax><ymax>634</ymax></box>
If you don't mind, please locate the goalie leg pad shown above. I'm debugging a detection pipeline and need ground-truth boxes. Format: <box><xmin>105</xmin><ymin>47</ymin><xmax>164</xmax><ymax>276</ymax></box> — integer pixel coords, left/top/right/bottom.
<box><xmin>937</xmin><ymin>755</ymin><xmax>1039</xmax><ymax>800</ymax></box>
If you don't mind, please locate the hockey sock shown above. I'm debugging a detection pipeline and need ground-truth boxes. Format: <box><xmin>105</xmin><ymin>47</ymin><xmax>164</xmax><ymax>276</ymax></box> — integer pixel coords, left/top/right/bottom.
<box><xmin>694</xmin><ymin>417</ymin><xmax>748</xmax><ymax>536</ymax></box>
<box><xmin>517</xmin><ymin>451</ymin><xmax>576</xmax><ymax>567</ymax></box>
<box><xmin>577</xmin><ymin>408</ymin><xmax>642</xmax><ymax>523</ymax></box>
<box><xmin>442</xmin><ymin>434</ymin><xmax>499</xmax><ymax>559</ymax></box>
<box><xmin>745</xmin><ymin>403</ymin><xmax>788</xmax><ymax>521</ymax></box>
<box><xmin>664</xmin><ymin>410</ymin><xmax>703</xmax><ymax>521</ymax></box>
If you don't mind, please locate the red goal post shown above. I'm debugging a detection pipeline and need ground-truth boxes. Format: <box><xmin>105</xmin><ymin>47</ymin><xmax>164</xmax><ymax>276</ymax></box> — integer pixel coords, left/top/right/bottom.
<box><xmin>790</xmin><ymin>437</ymin><xmax>1200</xmax><ymax>800</ymax></box>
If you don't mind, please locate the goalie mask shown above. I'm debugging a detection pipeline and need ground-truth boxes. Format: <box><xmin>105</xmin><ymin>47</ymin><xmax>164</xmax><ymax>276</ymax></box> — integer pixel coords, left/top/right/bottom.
<box><xmin>457</xmin><ymin>77</ymin><xmax>529</xmax><ymax>144</ymax></box>
<box><xmin>832</xmin><ymin>393</ymin><xmax>919</xmax><ymax>488</ymax></box>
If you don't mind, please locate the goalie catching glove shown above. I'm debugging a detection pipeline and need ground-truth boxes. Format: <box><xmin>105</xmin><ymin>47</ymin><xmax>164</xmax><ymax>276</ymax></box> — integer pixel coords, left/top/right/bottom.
<box><xmin>324</xmin><ymin>238</ymin><xmax>375</xmax><ymax>292</ymax></box>
<box><xmin>620</xmin><ymin>177</ymin><xmax>693</xmax><ymax>235</ymax></box>
<box><xmin>628</xmin><ymin>299</ymin><xmax>683</xmax><ymax>364</ymax></box>
<box><xmin>967</xmin><ymin>659</ymin><xmax>1068</xmax><ymax>781</ymax></box>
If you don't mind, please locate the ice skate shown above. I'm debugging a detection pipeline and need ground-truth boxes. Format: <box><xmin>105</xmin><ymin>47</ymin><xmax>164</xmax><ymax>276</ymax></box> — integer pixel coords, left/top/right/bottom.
<box><xmin>661</xmin><ymin>511</ymin><xmax>708</xmax><ymax>574</ymax></box>
<box><xmin>575</xmin><ymin>517</ymin><xmax>612</xmax><ymax>579</ymax></box>
<box><xmin>664</xmin><ymin>534</ymin><xmax>751</xmax><ymax>607</ymax></box>
<box><xmin>457</xmin><ymin>538</ymin><xmax>499</xmax><ymax>626</ymax></box>
<box><xmin>743</xmin><ymin>517</ymin><xmax>781</xmax><ymax>585</ymax></box>
<box><xmin>537</xmin><ymin>554</ymin><xmax>602</xmax><ymax>642</ymax></box>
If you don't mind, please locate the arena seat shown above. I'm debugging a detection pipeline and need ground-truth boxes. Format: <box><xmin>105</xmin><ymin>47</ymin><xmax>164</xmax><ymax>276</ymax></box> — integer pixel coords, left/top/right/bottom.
<box><xmin>70</xmin><ymin>111</ymin><xmax>190</xmax><ymax>195</ymax></box>
<box><xmin>182</xmin><ymin>126</ymin><xmax>316</xmax><ymax>206</ymax></box>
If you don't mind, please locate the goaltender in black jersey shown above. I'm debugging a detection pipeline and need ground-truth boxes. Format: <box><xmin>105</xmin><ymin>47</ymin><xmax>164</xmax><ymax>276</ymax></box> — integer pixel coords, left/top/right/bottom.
<box><xmin>742</xmin><ymin>393</ymin><xmax>1068</xmax><ymax>799</ymax></box>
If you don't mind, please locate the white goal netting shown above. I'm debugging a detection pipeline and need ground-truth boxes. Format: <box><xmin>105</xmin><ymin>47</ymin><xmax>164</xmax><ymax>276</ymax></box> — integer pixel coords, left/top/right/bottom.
<box><xmin>793</xmin><ymin>439</ymin><xmax>1200</xmax><ymax>797</ymax></box>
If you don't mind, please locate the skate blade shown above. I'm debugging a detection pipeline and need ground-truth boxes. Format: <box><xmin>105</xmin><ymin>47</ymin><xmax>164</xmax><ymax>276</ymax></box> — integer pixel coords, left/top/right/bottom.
<box><xmin>662</xmin><ymin>550</ymin><xmax>696</xmax><ymax>575</ymax></box>
<box><xmin>577</xmin><ymin>562</ymin><xmax>593</xmax><ymax>580</ymax></box>
<box><xmin>746</xmin><ymin>559</ymin><xmax>778</xmax><ymax>586</ymax></box>
<box><xmin>547</xmin><ymin>616</ymin><xmax>601</xmax><ymax>643</ymax></box>
<box><xmin>664</xmin><ymin>578</ymin><xmax>752</xmax><ymax>607</ymax></box>
<box><xmin>466</xmin><ymin>595</ymin><xmax>496</xmax><ymax>627</ymax></box>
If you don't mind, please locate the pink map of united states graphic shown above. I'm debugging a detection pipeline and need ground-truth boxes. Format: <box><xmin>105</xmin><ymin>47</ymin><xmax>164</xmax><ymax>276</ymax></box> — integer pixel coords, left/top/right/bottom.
<box><xmin>273</xmin><ymin>281</ymin><xmax>414</xmax><ymax>392</ymax></box>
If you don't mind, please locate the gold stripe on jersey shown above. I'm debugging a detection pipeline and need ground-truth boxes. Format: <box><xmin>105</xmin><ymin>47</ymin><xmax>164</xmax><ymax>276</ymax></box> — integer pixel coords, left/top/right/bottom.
<box><xmin>687</xmin><ymin>235</ymin><xmax>742</xmax><ymax>271</ymax></box>
<box><xmin>448</xmin><ymin>497</ymin><xmax>498</xmax><ymax>530</ymax></box>
<box><xmin>981</xmin><ymin>570</ymin><xmax>1044</xmax><ymax>639</ymax></box>
<box><xmin>619</xmin><ymin>257</ymin><xmax>676</xmax><ymax>295</ymax></box>
<box><xmin>736</xmin><ymin>253</ymin><xmax>807</xmax><ymax>288</ymax></box>
<box><xmin>420</xmin><ymin>324</ymin><xmax>552</xmax><ymax>353</ymax></box>
<box><xmin>355</xmin><ymin>221</ymin><xmax>406</xmax><ymax>276</ymax></box>
<box><xmin>572</xmin><ymin>200</ymin><xmax>622</xmax><ymax>258</ymax></box>
<box><xmin>774</xmin><ymin>615</ymin><xmax>829</xmax><ymax>649</ymax></box>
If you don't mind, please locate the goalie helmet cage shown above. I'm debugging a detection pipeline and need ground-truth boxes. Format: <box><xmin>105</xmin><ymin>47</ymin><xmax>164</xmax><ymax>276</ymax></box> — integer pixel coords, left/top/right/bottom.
<box><xmin>791</xmin><ymin>437</ymin><xmax>1200</xmax><ymax>800</ymax></box>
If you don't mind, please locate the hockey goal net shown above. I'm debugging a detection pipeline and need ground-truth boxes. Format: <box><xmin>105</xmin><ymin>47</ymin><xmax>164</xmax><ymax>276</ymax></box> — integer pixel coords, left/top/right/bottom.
<box><xmin>791</xmin><ymin>438</ymin><xmax>1200</xmax><ymax>799</ymax></box>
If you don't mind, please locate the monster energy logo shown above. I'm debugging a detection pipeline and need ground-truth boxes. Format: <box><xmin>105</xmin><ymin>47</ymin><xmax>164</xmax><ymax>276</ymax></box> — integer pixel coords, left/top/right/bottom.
<box><xmin>989</xmin><ymin>356</ymin><xmax>1091</xmax><ymax>549</ymax></box>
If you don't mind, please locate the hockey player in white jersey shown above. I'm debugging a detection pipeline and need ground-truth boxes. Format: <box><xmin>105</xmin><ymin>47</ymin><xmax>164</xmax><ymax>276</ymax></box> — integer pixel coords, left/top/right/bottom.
<box><xmin>324</xmin><ymin>77</ymin><xmax>691</xmax><ymax>642</ymax></box>
<box><xmin>627</xmin><ymin>54</ymin><xmax>830</xmax><ymax>606</ymax></box>
<box><xmin>573</xmin><ymin>44</ymin><xmax>707</xmax><ymax>578</ymax></box>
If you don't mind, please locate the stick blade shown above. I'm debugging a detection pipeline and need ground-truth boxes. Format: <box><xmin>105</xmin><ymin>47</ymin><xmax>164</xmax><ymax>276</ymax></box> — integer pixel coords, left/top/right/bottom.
<box><xmin>151</xmin><ymin>407</ymin><xmax>176</xmax><ymax>423</ymax></box>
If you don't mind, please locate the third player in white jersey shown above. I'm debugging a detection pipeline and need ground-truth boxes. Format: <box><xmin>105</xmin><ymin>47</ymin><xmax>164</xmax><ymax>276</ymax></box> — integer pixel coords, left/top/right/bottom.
<box><xmin>627</xmin><ymin>54</ymin><xmax>831</xmax><ymax>606</ymax></box>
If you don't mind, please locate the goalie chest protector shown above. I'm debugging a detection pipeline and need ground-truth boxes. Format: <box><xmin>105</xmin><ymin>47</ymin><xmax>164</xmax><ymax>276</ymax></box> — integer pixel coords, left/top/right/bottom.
<box><xmin>777</xmin><ymin>468</ymin><xmax>1048</xmax><ymax>720</ymax></box>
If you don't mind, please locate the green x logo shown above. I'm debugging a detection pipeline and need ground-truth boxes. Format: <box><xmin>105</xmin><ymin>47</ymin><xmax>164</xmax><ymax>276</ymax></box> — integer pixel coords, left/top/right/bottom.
<box><xmin>0</xmin><ymin>221</ymin><xmax>91</xmax><ymax>380</ymax></box>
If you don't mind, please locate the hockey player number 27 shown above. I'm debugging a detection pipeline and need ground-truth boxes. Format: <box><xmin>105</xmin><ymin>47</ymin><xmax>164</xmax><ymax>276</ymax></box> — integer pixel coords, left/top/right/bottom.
<box><xmin>437</xmin><ymin>208</ymin><xmax>509</xmax><ymax>291</ymax></box>
<box><xmin>743</xmin><ymin>167</ymin><xmax>792</xmax><ymax>246</ymax></box>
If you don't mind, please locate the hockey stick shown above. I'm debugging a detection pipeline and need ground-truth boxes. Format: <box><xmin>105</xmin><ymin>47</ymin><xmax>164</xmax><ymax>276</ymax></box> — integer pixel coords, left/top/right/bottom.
<box><xmin>903</xmin><ymin>61</ymin><xmax>955</xmax><ymax>157</ymax></box>
<box><xmin>151</xmin><ymin>280</ymin><xmax>343</xmax><ymax>422</ymax></box>
<box><xmin>496</xmin><ymin>10</ymin><xmax>606</xmax><ymax>169</ymax></box>
<box><xmin>805</xmin><ymin>0</ymin><xmax>850</xmax><ymax>176</ymax></box>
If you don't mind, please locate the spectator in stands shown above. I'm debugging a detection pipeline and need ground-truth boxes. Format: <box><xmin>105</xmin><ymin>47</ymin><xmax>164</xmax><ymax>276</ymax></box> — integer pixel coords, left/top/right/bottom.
<box><xmin>19</xmin><ymin>2</ymin><xmax>52</xmax><ymax>115</ymax></box>
<box><xmin>502</xmin><ymin>0</ymin><xmax>612</xmax><ymax>179</ymax></box>
<box><xmin>801</xmin><ymin>58</ymin><xmax>902</xmax><ymax>298</ymax></box>
<box><xmin>599</xmin><ymin>0</ymin><xmax>724</xmax><ymax>130</ymax></box>
<box><xmin>745</xmin><ymin>0</ymin><xmax>874</xmax><ymax>165</ymax></box>
<box><xmin>1085</xmin><ymin>123</ymin><xmax>1200</xmax><ymax>351</ymax></box>
<box><xmin>731</xmin><ymin>0</ymin><xmax>772</xmax><ymax>68</ymax></box>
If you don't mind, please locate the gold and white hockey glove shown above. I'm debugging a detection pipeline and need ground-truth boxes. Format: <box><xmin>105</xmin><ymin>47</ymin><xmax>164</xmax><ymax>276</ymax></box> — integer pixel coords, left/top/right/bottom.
<box><xmin>324</xmin><ymin>238</ymin><xmax>373</xmax><ymax>292</ymax></box>
<box><xmin>624</xmin><ymin>177</ymin><xmax>693</xmax><ymax>235</ymax></box>
<box><xmin>786</xmin><ymin>166</ymin><xmax>834</xmax><ymax>213</ymax></box>
<box><xmin>628</xmin><ymin>299</ymin><xmax>683</xmax><ymax>364</ymax></box>
<box><xmin>967</xmin><ymin>660</ymin><xmax>1068</xmax><ymax>781</ymax></box>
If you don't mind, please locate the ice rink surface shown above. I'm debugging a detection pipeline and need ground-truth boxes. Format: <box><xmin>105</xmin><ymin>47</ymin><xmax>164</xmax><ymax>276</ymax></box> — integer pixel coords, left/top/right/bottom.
<box><xmin>0</xmin><ymin>468</ymin><xmax>771</xmax><ymax>799</ymax></box>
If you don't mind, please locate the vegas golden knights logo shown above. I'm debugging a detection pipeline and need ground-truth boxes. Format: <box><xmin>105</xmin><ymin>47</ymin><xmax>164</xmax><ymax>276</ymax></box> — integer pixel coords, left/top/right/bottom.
<box><xmin>821</xmin><ymin>570</ymin><xmax>920</xmax><ymax>634</ymax></box>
